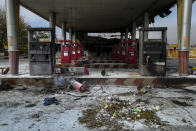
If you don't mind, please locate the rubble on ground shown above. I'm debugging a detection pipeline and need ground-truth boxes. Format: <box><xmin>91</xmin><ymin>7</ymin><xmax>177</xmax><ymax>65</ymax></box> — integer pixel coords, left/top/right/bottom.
<box><xmin>79</xmin><ymin>95</ymin><xmax>165</xmax><ymax>130</ymax></box>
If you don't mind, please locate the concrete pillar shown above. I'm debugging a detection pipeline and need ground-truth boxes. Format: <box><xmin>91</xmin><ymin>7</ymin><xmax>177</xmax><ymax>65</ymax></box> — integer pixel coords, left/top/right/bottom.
<box><xmin>6</xmin><ymin>0</ymin><xmax>19</xmax><ymax>75</ymax></box>
<box><xmin>69</xmin><ymin>28</ymin><xmax>72</xmax><ymax>41</ymax></box>
<box><xmin>132</xmin><ymin>22</ymin><xmax>136</xmax><ymax>41</ymax></box>
<box><xmin>125</xmin><ymin>28</ymin><xmax>129</xmax><ymax>41</ymax></box>
<box><xmin>120</xmin><ymin>32</ymin><xmax>124</xmax><ymax>43</ymax></box>
<box><xmin>125</xmin><ymin>28</ymin><xmax>129</xmax><ymax>53</ymax></box>
<box><xmin>49</xmin><ymin>12</ymin><xmax>56</xmax><ymax>28</ymax></box>
<box><xmin>61</xmin><ymin>22</ymin><xmax>66</xmax><ymax>44</ymax></box>
<box><xmin>72</xmin><ymin>31</ymin><xmax>76</xmax><ymax>42</ymax></box>
<box><xmin>178</xmin><ymin>0</ymin><xmax>193</xmax><ymax>76</ymax></box>
<box><xmin>49</xmin><ymin>12</ymin><xmax>56</xmax><ymax>70</ymax></box>
<box><xmin>144</xmin><ymin>12</ymin><xmax>149</xmax><ymax>41</ymax></box>
<box><xmin>139</xmin><ymin>30</ymin><xmax>144</xmax><ymax>73</ymax></box>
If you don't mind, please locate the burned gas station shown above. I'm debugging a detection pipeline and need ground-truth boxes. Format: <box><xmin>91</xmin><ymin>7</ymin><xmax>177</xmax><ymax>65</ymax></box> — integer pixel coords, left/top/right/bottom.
<box><xmin>1</xmin><ymin>0</ymin><xmax>196</xmax><ymax>130</ymax></box>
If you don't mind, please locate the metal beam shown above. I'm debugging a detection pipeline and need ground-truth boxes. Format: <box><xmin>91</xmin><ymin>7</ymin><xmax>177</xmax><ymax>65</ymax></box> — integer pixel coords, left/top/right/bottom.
<box><xmin>6</xmin><ymin>0</ymin><xmax>19</xmax><ymax>75</ymax></box>
<box><xmin>178</xmin><ymin>0</ymin><xmax>193</xmax><ymax>76</ymax></box>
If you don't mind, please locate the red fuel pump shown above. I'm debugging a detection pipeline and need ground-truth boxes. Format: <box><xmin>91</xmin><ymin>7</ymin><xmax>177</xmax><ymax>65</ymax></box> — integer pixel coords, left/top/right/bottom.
<box><xmin>77</xmin><ymin>43</ymin><xmax>83</xmax><ymax>59</ymax></box>
<box><xmin>125</xmin><ymin>40</ymin><xmax>138</xmax><ymax>64</ymax></box>
<box><xmin>61</xmin><ymin>43</ymin><xmax>71</xmax><ymax>64</ymax></box>
<box><xmin>71</xmin><ymin>43</ymin><xmax>77</xmax><ymax>64</ymax></box>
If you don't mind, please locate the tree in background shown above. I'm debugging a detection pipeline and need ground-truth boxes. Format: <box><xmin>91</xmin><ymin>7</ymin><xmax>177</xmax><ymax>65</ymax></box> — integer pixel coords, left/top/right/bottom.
<box><xmin>0</xmin><ymin>8</ymin><xmax>31</xmax><ymax>54</ymax></box>
<box><xmin>0</xmin><ymin>8</ymin><xmax>6</xmax><ymax>52</ymax></box>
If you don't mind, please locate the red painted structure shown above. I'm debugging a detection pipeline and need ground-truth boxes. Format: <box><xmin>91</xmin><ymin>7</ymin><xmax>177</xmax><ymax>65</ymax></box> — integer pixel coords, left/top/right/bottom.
<box><xmin>125</xmin><ymin>40</ymin><xmax>138</xmax><ymax>64</ymax></box>
<box><xmin>76</xmin><ymin>43</ymin><xmax>84</xmax><ymax>59</ymax></box>
<box><xmin>61</xmin><ymin>41</ymin><xmax>72</xmax><ymax>64</ymax></box>
<box><xmin>71</xmin><ymin>43</ymin><xmax>78</xmax><ymax>64</ymax></box>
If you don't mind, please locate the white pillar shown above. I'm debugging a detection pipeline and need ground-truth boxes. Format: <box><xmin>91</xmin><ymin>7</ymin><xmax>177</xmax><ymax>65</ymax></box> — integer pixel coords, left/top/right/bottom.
<box><xmin>6</xmin><ymin>0</ymin><xmax>19</xmax><ymax>75</ymax></box>
<box><xmin>178</xmin><ymin>0</ymin><xmax>193</xmax><ymax>76</ymax></box>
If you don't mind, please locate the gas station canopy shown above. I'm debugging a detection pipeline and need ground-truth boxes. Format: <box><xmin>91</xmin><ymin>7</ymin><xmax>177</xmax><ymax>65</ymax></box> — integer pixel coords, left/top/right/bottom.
<box><xmin>20</xmin><ymin>0</ymin><xmax>177</xmax><ymax>32</ymax></box>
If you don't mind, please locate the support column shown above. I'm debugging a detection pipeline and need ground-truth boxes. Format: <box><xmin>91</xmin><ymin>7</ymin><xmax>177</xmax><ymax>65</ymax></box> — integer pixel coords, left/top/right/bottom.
<box><xmin>72</xmin><ymin>31</ymin><xmax>76</xmax><ymax>42</ymax></box>
<box><xmin>6</xmin><ymin>0</ymin><xmax>19</xmax><ymax>75</ymax></box>
<box><xmin>178</xmin><ymin>0</ymin><xmax>193</xmax><ymax>76</ymax></box>
<box><xmin>120</xmin><ymin>32</ymin><xmax>124</xmax><ymax>43</ymax></box>
<box><xmin>69</xmin><ymin>28</ymin><xmax>72</xmax><ymax>41</ymax></box>
<box><xmin>125</xmin><ymin>28</ymin><xmax>129</xmax><ymax>53</ymax></box>
<box><xmin>61</xmin><ymin>22</ymin><xmax>66</xmax><ymax>44</ymax></box>
<box><xmin>132</xmin><ymin>22</ymin><xmax>136</xmax><ymax>41</ymax></box>
<box><xmin>49</xmin><ymin>12</ymin><xmax>56</xmax><ymax>71</ymax></box>
<box><xmin>49</xmin><ymin>12</ymin><xmax>56</xmax><ymax>39</ymax></box>
<box><xmin>49</xmin><ymin>12</ymin><xmax>56</xmax><ymax>28</ymax></box>
<box><xmin>144</xmin><ymin>12</ymin><xmax>149</xmax><ymax>41</ymax></box>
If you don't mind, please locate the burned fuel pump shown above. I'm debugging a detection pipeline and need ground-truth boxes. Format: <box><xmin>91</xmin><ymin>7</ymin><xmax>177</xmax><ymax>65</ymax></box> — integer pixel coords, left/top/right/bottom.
<box><xmin>139</xmin><ymin>27</ymin><xmax>167</xmax><ymax>76</ymax></box>
<box><xmin>28</xmin><ymin>28</ymin><xmax>55</xmax><ymax>75</ymax></box>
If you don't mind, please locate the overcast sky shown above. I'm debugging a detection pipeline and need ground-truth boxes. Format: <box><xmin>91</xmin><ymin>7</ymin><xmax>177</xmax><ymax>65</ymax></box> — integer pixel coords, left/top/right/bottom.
<box><xmin>0</xmin><ymin>0</ymin><xmax>196</xmax><ymax>44</ymax></box>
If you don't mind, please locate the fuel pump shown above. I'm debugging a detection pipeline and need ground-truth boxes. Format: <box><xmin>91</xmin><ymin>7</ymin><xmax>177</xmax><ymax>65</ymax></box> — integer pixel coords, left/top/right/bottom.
<box><xmin>71</xmin><ymin>42</ymin><xmax>77</xmax><ymax>64</ymax></box>
<box><xmin>60</xmin><ymin>40</ymin><xmax>71</xmax><ymax>64</ymax></box>
<box><xmin>125</xmin><ymin>40</ymin><xmax>138</xmax><ymax>64</ymax></box>
<box><xmin>77</xmin><ymin>43</ymin><xmax>82</xmax><ymax>59</ymax></box>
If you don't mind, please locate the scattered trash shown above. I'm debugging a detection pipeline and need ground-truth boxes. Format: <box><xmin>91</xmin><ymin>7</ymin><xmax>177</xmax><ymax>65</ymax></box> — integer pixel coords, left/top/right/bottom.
<box><xmin>127</xmin><ymin>117</ymin><xmax>131</xmax><ymax>121</ymax></box>
<box><xmin>66</xmin><ymin>92</ymin><xmax>88</xmax><ymax>97</ymax></box>
<box><xmin>69</xmin><ymin>79</ymin><xmax>88</xmax><ymax>92</ymax></box>
<box><xmin>28</xmin><ymin>123</ymin><xmax>35</xmax><ymax>129</ymax></box>
<box><xmin>172</xmin><ymin>99</ymin><xmax>192</xmax><ymax>107</ymax></box>
<box><xmin>0</xmin><ymin>123</ymin><xmax>8</xmax><ymax>126</ymax></box>
<box><xmin>101</xmin><ymin>70</ymin><xmax>106</xmax><ymax>76</ymax></box>
<box><xmin>133</xmin><ymin>108</ymin><xmax>142</xmax><ymax>113</ymax></box>
<box><xmin>137</xmin><ymin>86</ymin><xmax>146</xmax><ymax>95</ymax></box>
<box><xmin>57</xmin><ymin>77</ymin><xmax>65</xmax><ymax>87</ymax></box>
<box><xmin>79</xmin><ymin>96</ymin><xmax>164</xmax><ymax>129</ymax></box>
<box><xmin>182</xmin><ymin>118</ymin><xmax>187</xmax><ymax>123</ymax></box>
<box><xmin>25</xmin><ymin>103</ymin><xmax>36</xmax><ymax>108</ymax></box>
<box><xmin>43</xmin><ymin>97</ymin><xmax>59</xmax><ymax>106</ymax></box>
<box><xmin>151</xmin><ymin>105</ymin><xmax>160</xmax><ymax>111</ymax></box>
<box><xmin>31</xmin><ymin>114</ymin><xmax>40</xmax><ymax>119</ymax></box>
<box><xmin>57</xmin><ymin>77</ymin><xmax>70</xmax><ymax>87</ymax></box>
<box><xmin>84</xmin><ymin>65</ymin><xmax>89</xmax><ymax>75</ymax></box>
<box><xmin>112</xmin><ymin>110</ymin><xmax>118</xmax><ymax>119</ymax></box>
<box><xmin>0</xmin><ymin>67</ymin><xmax>9</xmax><ymax>75</ymax></box>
